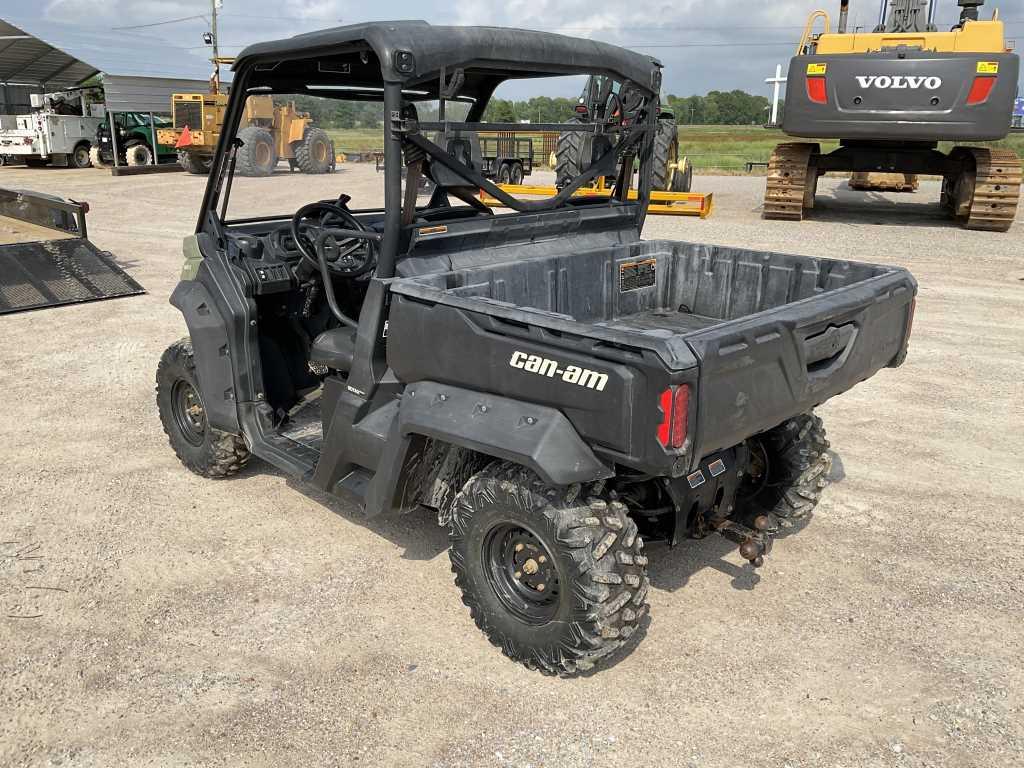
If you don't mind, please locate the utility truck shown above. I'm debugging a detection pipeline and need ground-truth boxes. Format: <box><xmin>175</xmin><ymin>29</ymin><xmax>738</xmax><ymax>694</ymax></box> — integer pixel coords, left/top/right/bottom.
<box><xmin>0</xmin><ymin>88</ymin><xmax>104</xmax><ymax>168</ymax></box>
<box><xmin>157</xmin><ymin>22</ymin><xmax>917</xmax><ymax>676</ymax></box>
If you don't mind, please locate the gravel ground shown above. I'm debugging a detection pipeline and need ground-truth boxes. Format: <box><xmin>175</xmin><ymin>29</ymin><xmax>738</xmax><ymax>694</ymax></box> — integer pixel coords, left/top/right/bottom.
<box><xmin>1</xmin><ymin>163</ymin><xmax>1022</xmax><ymax>768</ymax></box>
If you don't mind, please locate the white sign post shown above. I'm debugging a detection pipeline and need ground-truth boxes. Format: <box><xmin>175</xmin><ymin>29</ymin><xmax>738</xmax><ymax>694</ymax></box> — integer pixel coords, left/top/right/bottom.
<box><xmin>766</xmin><ymin>64</ymin><xmax>787</xmax><ymax>127</ymax></box>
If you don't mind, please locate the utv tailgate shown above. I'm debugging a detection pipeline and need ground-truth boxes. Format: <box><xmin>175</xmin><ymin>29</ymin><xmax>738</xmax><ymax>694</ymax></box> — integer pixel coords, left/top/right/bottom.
<box><xmin>682</xmin><ymin>268</ymin><xmax>914</xmax><ymax>462</ymax></box>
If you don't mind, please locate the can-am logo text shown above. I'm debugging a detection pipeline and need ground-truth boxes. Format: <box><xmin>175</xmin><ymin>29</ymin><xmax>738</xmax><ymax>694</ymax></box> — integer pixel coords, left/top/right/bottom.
<box><xmin>856</xmin><ymin>75</ymin><xmax>942</xmax><ymax>90</ymax></box>
<box><xmin>509</xmin><ymin>351</ymin><xmax>609</xmax><ymax>392</ymax></box>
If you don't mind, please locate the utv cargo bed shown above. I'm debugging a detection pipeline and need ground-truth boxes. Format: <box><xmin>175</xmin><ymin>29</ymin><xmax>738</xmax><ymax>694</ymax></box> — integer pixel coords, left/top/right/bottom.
<box><xmin>388</xmin><ymin>241</ymin><xmax>916</xmax><ymax>469</ymax></box>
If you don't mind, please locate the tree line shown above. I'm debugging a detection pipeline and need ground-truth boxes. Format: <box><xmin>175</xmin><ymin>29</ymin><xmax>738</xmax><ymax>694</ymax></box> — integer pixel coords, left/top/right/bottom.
<box><xmin>288</xmin><ymin>89</ymin><xmax>773</xmax><ymax>129</ymax></box>
<box><xmin>483</xmin><ymin>91</ymin><xmax>772</xmax><ymax>126</ymax></box>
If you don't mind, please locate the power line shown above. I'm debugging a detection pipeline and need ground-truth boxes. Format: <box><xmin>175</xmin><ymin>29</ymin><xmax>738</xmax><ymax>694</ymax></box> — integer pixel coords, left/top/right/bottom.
<box><xmin>111</xmin><ymin>14</ymin><xmax>207</xmax><ymax>31</ymax></box>
<box><xmin>220</xmin><ymin>13</ymin><xmax>343</xmax><ymax>22</ymax></box>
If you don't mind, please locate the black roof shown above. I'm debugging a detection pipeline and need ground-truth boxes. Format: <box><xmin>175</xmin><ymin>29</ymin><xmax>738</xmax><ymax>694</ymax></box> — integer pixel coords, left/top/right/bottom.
<box><xmin>234</xmin><ymin>21</ymin><xmax>663</xmax><ymax>97</ymax></box>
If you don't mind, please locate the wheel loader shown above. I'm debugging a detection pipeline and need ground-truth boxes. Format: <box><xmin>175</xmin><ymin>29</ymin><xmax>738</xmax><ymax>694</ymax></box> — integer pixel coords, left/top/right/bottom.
<box><xmin>157</xmin><ymin>93</ymin><xmax>335</xmax><ymax>177</ymax></box>
<box><xmin>764</xmin><ymin>0</ymin><xmax>1021</xmax><ymax>232</ymax></box>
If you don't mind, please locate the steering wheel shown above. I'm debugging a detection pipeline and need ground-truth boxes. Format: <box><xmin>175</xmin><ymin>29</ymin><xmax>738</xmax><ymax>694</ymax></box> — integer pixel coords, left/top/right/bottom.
<box><xmin>290</xmin><ymin>201</ymin><xmax>376</xmax><ymax>278</ymax></box>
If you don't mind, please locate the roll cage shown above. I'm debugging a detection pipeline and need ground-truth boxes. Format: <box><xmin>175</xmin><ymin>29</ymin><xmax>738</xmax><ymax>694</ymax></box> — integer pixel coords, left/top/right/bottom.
<box><xmin>198</xmin><ymin>21</ymin><xmax>665</xmax><ymax>278</ymax></box>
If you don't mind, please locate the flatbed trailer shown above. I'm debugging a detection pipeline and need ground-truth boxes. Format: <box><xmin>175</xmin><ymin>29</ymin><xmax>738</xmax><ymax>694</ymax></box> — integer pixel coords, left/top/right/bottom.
<box><xmin>477</xmin><ymin>131</ymin><xmax>535</xmax><ymax>184</ymax></box>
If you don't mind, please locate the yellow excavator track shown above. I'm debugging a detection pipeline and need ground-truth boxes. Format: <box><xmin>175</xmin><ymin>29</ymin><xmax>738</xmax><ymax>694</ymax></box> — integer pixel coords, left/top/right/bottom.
<box><xmin>963</xmin><ymin>148</ymin><xmax>1021</xmax><ymax>233</ymax></box>
<box><xmin>763</xmin><ymin>143</ymin><xmax>819</xmax><ymax>221</ymax></box>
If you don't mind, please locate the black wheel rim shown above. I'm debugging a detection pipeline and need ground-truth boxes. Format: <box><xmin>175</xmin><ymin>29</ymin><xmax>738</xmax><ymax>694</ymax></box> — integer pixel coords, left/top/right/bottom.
<box><xmin>482</xmin><ymin>522</ymin><xmax>561</xmax><ymax>625</ymax></box>
<box><xmin>171</xmin><ymin>379</ymin><xmax>206</xmax><ymax>447</ymax></box>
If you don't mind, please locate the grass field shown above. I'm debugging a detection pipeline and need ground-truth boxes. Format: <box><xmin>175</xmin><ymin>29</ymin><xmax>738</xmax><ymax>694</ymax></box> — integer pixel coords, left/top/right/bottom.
<box><xmin>678</xmin><ymin>125</ymin><xmax>1024</xmax><ymax>173</ymax></box>
<box><xmin>328</xmin><ymin>125</ymin><xmax>1024</xmax><ymax>174</ymax></box>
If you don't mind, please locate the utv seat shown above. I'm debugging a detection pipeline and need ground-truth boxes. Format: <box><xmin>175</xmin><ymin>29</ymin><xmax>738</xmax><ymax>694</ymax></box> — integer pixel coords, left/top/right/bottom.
<box><xmin>310</xmin><ymin>327</ymin><xmax>356</xmax><ymax>372</ymax></box>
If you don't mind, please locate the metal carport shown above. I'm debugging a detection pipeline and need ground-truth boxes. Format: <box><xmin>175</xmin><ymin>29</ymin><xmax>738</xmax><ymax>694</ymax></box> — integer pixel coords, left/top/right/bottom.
<box><xmin>0</xmin><ymin>16</ymin><xmax>218</xmax><ymax>167</ymax></box>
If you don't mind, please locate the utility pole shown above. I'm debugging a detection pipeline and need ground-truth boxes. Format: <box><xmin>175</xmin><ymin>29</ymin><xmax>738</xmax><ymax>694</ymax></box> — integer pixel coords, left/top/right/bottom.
<box><xmin>205</xmin><ymin>1</ymin><xmax>223</xmax><ymax>93</ymax></box>
<box><xmin>211</xmin><ymin>0</ymin><xmax>220</xmax><ymax>61</ymax></box>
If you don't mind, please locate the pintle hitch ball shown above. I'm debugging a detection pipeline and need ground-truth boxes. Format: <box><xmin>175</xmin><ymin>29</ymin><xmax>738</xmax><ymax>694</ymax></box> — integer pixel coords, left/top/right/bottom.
<box><xmin>714</xmin><ymin>519</ymin><xmax>774</xmax><ymax>568</ymax></box>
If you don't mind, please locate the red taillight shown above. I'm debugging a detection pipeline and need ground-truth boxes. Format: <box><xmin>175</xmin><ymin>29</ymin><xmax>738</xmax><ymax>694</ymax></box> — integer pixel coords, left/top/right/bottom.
<box><xmin>656</xmin><ymin>385</ymin><xmax>690</xmax><ymax>450</ymax></box>
<box><xmin>966</xmin><ymin>76</ymin><xmax>996</xmax><ymax>105</ymax></box>
<box><xmin>671</xmin><ymin>385</ymin><xmax>689</xmax><ymax>449</ymax></box>
<box><xmin>906</xmin><ymin>298</ymin><xmax>916</xmax><ymax>339</ymax></box>
<box><xmin>807</xmin><ymin>77</ymin><xmax>828</xmax><ymax>104</ymax></box>
<box><xmin>657</xmin><ymin>389</ymin><xmax>673</xmax><ymax>447</ymax></box>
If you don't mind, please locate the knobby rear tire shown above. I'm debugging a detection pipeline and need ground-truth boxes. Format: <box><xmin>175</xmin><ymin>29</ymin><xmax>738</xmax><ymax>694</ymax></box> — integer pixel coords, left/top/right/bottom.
<box><xmin>448</xmin><ymin>462</ymin><xmax>649</xmax><ymax>677</ymax></box>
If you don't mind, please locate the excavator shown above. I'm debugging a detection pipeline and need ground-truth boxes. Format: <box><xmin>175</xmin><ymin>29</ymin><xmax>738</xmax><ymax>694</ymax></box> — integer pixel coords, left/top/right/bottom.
<box><xmin>764</xmin><ymin>0</ymin><xmax>1021</xmax><ymax>231</ymax></box>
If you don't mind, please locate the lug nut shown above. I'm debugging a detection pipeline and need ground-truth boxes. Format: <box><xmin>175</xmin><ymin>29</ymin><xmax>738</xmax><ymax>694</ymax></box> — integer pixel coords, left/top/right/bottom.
<box><xmin>514</xmin><ymin>571</ymin><xmax>522</xmax><ymax>579</ymax></box>
<box><xmin>536</xmin><ymin>583</ymin><xmax>545</xmax><ymax>592</ymax></box>
<box><xmin>538</xmin><ymin>555</ymin><xmax>546</xmax><ymax>564</ymax></box>
<box><xmin>753</xmin><ymin>515</ymin><xmax>772</xmax><ymax>531</ymax></box>
<box><xmin>515</xmin><ymin>543</ymin><xmax>524</xmax><ymax>553</ymax></box>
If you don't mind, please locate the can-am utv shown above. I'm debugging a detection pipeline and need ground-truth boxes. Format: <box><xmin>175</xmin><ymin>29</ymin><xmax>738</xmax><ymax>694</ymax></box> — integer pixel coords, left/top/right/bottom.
<box><xmin>158</xmin><ymin>22</ymin><xmax>917</xmax><ymax>676</ymax></box>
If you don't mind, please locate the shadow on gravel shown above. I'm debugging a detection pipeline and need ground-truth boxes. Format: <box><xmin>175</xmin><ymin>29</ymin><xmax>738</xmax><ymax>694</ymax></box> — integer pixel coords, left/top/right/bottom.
<box><xmin>644</xmin><ymin>505</ymin><xmax>824</xmax><ymax>593</ymax></box>
<box><xmin>828</xmin><ymin>451</ymin><xmax>846</xmax><ymax>483</ymax></box>
<box><xmin>645</xmin><ymin>536</ymin><xmax>763</xmax><ymax>593</ymax></box>
<box><xmin>806</xmin><ymin>188</ymin><xmax>954</xmax><ymax>229</ymax></box>
<box><xmin>234</xmin><ymin>461</ymin><xmax>449</xmax><ymax>560</ymax></box>
<box><xmin>280</xmin><ymin>474</ymin><xmax>450</xmax><ymax>561</ymax></box>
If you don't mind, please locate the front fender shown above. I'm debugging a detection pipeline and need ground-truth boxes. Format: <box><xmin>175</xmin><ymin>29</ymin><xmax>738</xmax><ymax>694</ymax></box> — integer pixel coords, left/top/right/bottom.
<box><xmin>170</xmin><ymin>279</ymin><xmax>240</xmax><ymax>434</ymax></box>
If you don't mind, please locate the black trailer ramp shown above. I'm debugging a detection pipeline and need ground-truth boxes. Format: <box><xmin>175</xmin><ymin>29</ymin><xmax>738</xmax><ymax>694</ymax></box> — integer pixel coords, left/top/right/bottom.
<box><xmin>0</xmin><ymin>186</ymin><xmax>144</xmax><ymax>315</ymax></box>
<box><xmin>0</xmin><ymin>238</ymin><xmax>145</xmax><ymax>314</ymax></box>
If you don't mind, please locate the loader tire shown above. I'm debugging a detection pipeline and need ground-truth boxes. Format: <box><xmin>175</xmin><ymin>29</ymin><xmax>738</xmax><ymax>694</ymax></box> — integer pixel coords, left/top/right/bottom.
<box><xmin>449</xmin><ymin>462</ymin><xmax>649</xmax><ymax>677</ymax></box>
<box><xmin>651</xmin><ymin>118</ymin><xmax>679</xmax><ymax>191</ymax></box>
<box><xmin>744</xmin><ymin>413</ymin><xmax>831</xmax><ymax>528</ymax></box>
<box><xmin>294</xmin><ymin>127</ymin><xmax>333</xmax><ymax>174</ymax></box>
<box><xmin>125</xmin><ymin>141</ymin><xmax>154</xmax><ymax>167</ymax></box>
<box><xmin>178</xmin><ymin>150</ymin><xmax>212</xmax><ymax>175</ymax></box>
<box><xmin>88</xmin><ymin>146</ymin><xmax>109</xmax><ymax>168</ymax></box>
<box><xmin>554</xmin><ymin>116</ymin><xmax>584</xmax><ymax>188</ymax></box>
<box><xmin>236</xmin><ymin>126</ymin><xmax>277</xmax><ymax>177</ymax></box>
<box><xmin>157</xmin><ymin>338</ymin><xmax>250</xmax><ymax>479</ymax></box>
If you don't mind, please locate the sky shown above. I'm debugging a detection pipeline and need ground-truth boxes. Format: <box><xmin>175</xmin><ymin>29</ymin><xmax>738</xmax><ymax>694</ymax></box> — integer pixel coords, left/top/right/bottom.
<box><xmin>6</xmin><ymin>0</ymin><xmax>1023</xmax><ymax>99</ymax></box>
